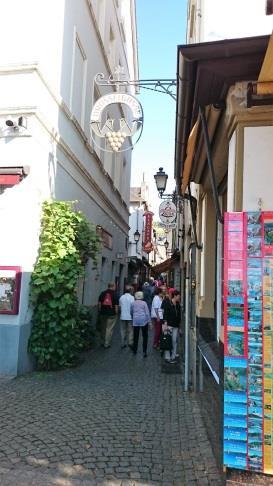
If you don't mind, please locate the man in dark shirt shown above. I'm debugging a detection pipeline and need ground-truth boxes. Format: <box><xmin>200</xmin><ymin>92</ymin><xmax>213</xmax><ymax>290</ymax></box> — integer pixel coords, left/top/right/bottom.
<box><xmin>98</xmin><ymin>282</ymin><xmax>119</xmax><ymax>348</ymax></box>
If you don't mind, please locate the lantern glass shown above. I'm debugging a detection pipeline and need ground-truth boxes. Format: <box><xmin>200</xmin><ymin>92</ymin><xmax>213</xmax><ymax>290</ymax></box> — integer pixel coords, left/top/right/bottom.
<box><xmin>154</xmin><ymin>167</ymin><xmax>168</xmax><ymax>195</ymax></box>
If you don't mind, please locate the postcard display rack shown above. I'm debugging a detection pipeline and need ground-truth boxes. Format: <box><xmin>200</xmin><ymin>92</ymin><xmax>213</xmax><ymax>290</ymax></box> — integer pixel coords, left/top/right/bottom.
<box><xmin>224</xmin><ymin>212</ymin><xmax>273</xmax><ymax>474</ymax></box>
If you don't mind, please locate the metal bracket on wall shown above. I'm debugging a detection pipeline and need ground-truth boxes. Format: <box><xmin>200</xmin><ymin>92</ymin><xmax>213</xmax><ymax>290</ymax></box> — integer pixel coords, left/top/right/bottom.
<box><xmin>94</xmin><ymin>71</ymin><xmax>177</xmax><ymax>100</ymax></box>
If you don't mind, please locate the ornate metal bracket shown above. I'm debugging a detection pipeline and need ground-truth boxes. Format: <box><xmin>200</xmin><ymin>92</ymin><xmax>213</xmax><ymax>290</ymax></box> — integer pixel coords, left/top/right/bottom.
<box><xmin>94</xmin><ymin>69</ymin><xmax>177</xmax><ymax>100</ymax></box>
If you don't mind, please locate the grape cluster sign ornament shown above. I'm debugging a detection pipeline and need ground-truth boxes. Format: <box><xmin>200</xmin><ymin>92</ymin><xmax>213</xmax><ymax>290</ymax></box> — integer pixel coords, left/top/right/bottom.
<box><xmin>90</xmin><ymin>92</ymin><xmax>143</xmax><ymax>153</ymax></box>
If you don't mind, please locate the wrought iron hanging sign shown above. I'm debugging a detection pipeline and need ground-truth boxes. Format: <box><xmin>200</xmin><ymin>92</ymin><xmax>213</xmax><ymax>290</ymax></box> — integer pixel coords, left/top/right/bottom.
<box><xmin>90</xmin><ymin>66</ymin><xmax>176</xmax><ymax>153</ymax></box>
<box><xmin>90</xmin><ymin>92</ymin><xmax>143</xmax><ymax>153</ymax></box>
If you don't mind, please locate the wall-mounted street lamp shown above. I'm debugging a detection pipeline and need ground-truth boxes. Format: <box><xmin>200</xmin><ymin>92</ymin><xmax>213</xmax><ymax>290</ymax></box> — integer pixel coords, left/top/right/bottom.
<box><xmin>129</xmin><ymin>229</ymin><xmax>141</xmax><ymax>246</ymax></box>
<box><xmin>133</xmin><ymin>229</ymin><xmax>141</xmax><ymax>243</ymax></box>
<box><xmin>154</xmin><ymin>167</ymin><xmax>168</xmax><ymax>198</ymax></box>
<box><xmin>154</xmin><ymin>167</ymin><xmax>180</xmax><ymax>203</ymax></box>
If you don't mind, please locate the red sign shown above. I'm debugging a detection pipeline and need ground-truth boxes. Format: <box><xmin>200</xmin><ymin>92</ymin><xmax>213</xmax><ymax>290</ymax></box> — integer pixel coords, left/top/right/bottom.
<box><xmin>0</xmin><ymin>175</ymin><xmax>20</xmax><ymax>185</ymax></box>
<box><xmin>143</xmin><ymin>211</ymin><xmax>153</xmax><ymax>253</ymax></box>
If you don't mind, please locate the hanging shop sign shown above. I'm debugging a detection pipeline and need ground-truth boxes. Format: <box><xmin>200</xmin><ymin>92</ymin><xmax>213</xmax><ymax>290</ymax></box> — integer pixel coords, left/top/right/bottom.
<box><xmin>223</xmin><ymin>211</ymin><xmax>273</xmax><ymax>475</ymax></box>
<box><xmin>0</xmin><ymin>266</ymin><xmax>21</xmax><ymax>314</ymax></box>
<box><xmin>90</xmin><ymin>93</ymin><xmax>143</xmax><ymax>153</ymax></box>
<box><xmin>143</xmin><ymin>211</ymin><xmax>154</xmax><ymax>253</ymax></box>
<box><xmin>159</xmin><ymin>200</ymin><xmax>177</xmax><ymax>224</ymax></box>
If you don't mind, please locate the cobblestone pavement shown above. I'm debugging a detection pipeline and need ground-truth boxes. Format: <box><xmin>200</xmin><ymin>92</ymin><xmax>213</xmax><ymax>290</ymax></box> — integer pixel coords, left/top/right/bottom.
<box><xmin>0</xmin><ymin>328</ymin><xmax>224</xmax><ymax>485</ymax></box>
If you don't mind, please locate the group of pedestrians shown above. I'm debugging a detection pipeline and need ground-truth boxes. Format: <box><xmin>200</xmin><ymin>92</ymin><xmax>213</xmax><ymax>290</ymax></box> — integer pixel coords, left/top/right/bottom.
<box><xmin>98</xmin><ymin>279</ymin><xmax>181</xmax><ymax>363</ymax></box>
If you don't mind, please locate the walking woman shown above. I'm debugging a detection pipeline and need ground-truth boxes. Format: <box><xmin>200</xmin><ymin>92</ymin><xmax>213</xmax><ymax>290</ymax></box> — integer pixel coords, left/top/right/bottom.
<box><xmin>162</xmin><ymin>290</ymin><xmax>181</xmax><ymax>363</ymax></box>
<box><xmin>151</xmin><ymin>288</ymin><xmax>163</xmax><ymax>349</ymax></box>
<box><xmin>131</xmin><ymin>291</ymin><xmax>151</xmax><ymax>357</ymax></box>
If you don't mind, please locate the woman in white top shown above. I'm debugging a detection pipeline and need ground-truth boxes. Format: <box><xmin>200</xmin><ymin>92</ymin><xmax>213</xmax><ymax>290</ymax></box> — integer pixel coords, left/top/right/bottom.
<box><xmin>151</xmin><ymin>288</ymin><xmax>163</xmax><ymax>349</ymax></box>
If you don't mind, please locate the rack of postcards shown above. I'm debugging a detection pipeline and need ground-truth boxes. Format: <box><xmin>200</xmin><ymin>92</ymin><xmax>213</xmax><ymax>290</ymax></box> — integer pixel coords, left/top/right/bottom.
<box><xmin>224</xmin><ymin>212</ymin><xmax>273</xmax><ymax>475</ymax></box>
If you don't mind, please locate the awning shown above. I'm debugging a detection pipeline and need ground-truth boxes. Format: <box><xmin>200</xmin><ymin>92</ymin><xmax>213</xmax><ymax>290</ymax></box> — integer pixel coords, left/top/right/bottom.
<box><xmin>257</xmin><ymin>33</ymin><xmax>273</xmax><ymax>94</ymax></box>
<box><xmin>181</xmin><ymin>104</ymin><xmax>222</xmax><ymax>194</ymax></box>
<box><xmin>175</xmin><ymin>35</ymin><xmax>270</xmax><ymax>185</ymax></box>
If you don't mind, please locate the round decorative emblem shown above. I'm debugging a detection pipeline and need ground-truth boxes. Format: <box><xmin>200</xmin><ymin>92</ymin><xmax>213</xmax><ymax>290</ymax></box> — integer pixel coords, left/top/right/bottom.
<box><xmin>90</xmin><ymin>93</ymin><xmax>143</xmax><ymax>153</ymax></box>
<box><xmin>159</xmin><ymin>201</ymin><xmax>177</xmax><ymax>224</ymax></box>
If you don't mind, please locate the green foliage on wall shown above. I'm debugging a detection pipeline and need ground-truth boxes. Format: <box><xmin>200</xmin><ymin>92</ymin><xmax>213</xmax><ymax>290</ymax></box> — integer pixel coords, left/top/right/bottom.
<box><xmin>28</xmin><ymin>201</ymin><xmax>101</xmax><ymax>370</ymax></box>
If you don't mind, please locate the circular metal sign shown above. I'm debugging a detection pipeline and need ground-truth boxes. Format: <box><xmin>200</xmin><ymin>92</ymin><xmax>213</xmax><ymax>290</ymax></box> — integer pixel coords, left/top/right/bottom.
<box><xmin>90</xmin><ymin>93</ymin><xmax>143</xmax><ymax>153</ymax></box>
<box><xmin>159</xmin><ymin>200</ymin><xmax>177</xmax><ymax>224</ymax></box>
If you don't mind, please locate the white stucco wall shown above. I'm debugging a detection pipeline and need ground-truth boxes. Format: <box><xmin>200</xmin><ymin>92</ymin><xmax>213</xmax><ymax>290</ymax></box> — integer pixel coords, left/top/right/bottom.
<box><xmin>243</xmin><ymin>126</ymin><xmax>273</xmax><ymax>211</ymax></box>
<box><xmin>0</xmin><ymin>0</ymin><xmax>138</xmax><ymax>374</ymax></box>
<box><xmin>187</xmin><ymin>0</ymin><xmax>273</xmax><ymax>43</ymax></box>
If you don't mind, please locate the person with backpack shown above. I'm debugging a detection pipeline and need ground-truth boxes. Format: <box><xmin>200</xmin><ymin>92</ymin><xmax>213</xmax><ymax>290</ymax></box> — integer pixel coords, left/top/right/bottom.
<box><xmin>98</xmin><ymin>282</ymin><xmax>119</xmax><ymax>348</ymax></box>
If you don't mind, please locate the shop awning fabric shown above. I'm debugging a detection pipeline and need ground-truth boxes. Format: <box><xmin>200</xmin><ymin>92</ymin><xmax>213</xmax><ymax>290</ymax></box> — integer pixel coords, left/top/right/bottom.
<box><xmin>175</xmin><ymin>35</ymin><xmax>270</xmax><ymax>187</ymax></box>
<box><xmin>257</xmin><ymin>33</ymin><xmax>273</xmax><ymax>94</ymax></box>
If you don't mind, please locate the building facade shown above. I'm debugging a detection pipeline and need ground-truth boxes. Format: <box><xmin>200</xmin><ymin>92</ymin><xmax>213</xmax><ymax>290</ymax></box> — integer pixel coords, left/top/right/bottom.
<box><xmin>175</xmin><ymin>0</ymin><xmax>273</xmax><ymax>473</ymax></box>
<box><xmin>0</xmin><ymin>0</ymin><xmax>138</xmax><ymax>375</ymax></box>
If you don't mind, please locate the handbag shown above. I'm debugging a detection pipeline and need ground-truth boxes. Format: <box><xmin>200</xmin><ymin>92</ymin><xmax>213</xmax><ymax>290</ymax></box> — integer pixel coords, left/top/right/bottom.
<box><xmin>160</xmin><ymin>329</ymin><xmax>172</xmax><ymax>351</ymax></box>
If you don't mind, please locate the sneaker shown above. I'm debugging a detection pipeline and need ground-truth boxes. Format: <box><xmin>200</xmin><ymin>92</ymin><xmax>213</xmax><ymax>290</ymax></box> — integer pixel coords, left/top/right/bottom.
<box><xmin>169</xmin><ymin>360</ymin><xmax>176</xmax><ymax>364</ymax></box>
<box><xmin>104</xmin><ymin>344</ymin><xmax>111</xmax><ymax>349</ymax></box>
<box><xmin>143</xmin><ymin>353</ymin><xmax>147</xmax><ymax>358</ymax></box>
<box><xmin>175</xmin><ymin>354</ymin><xmax>180</xmax><ymax>358</ymax></box>
<box><xmin>121</xmin><ymin>344</ymin><xmax>127</xmax><ymax>349</ymax></box>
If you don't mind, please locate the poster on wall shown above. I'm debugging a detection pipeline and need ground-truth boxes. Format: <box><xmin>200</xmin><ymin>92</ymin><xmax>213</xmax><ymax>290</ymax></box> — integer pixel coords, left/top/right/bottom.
<box><xmin>223</xmin><ymin>212</ymin><xmax>273</xmax><ymax>475</ymax></box>
<box><xmin>0</xmin><ymin>266</ymin><xmax>21</xmax><ymax>315</ymax></box>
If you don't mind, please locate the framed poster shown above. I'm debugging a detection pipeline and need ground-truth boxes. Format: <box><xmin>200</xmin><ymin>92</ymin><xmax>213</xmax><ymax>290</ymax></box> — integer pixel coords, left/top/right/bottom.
<box><xmin>0</xmin><ymin>266</ymin><xmax>21</xmax><ymax>314</ymax></box>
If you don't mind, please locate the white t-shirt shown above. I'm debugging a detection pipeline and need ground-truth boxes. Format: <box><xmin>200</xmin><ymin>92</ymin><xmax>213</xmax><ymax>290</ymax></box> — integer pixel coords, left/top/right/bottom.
<box><xmin>151</xmin><ymin>295</ymin><xmax>163</xmax><ymax>319</ymax></box>
<box><xmin>119</xmin><ymin>293</ymin><xmax>135</xmax><ymax>320</ymax></box>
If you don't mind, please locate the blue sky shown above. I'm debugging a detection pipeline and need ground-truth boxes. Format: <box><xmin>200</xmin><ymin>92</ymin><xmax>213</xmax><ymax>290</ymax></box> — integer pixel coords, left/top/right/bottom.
<box><xmin>131</xmin><ymin>0</ymin><xmax>188</xmax><ymax>216</ymax></box>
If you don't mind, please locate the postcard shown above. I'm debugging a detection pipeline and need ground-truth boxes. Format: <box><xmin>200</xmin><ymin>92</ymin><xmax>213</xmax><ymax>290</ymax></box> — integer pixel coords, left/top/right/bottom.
<box><xmin>228</xmin><ymin>280</ymin><xmax>243</xmax><ymax>297</ymax></box>
<box><xmin>248</xmin><ymin>321</ymin><xmax>262</xmax><ymax>332</ymax></box>
<box><xmin>224</xmin><ymin>440</ymin><xmax>247</xmax><ymax>454</ymax></box>
<box><xmin>228</xmin><ymin>220</ymin><xmax>243</xmax><ymax>232</ymax></box>
<box><xmin>249</xmin><ymin>354</ymin><xmax>262</xmax><ymax>366</ymax></box>
<box><xmin>224</xmin><ymin>428</ymin><xmax>247</xmax><ymax>441</ymax></box>
<box><xmin>224</xmin><ymin>416</ymin><xmax>247</xmax><ymax>428</ymax></box>
<box><xmin>247</xmin><ymin>276</ymin><xmax>262</xmax><ymax>298</ymax></box>
<box><xmin>264</xmin><ymin>218</ymin><xmax>273</xmax><ymax>255</ymax></box>
<box><xmin>247</xmin><ymin>237</ymin><xmax>262</xmax><ymax>257</ymax></box>
<box><xmin>247</xmin><ymin>212</ymin><xmax>261</xmax><ymax>225</ymax></box>
<box><xmin>247</xmin><ymin>266</ymin><xmax>262</xmax><ymax>277</ymax></box>
<box><xmin>247</xmin><ymin>224</ymin><xmax>262</xmax><ymax>238</ymax></box>
<box><xmin>248</xmin><ymin>310</ymin><xmax>262</xmax><ymax>321</ymax></box>
<box><xmin>224</xmin><ymin>391</ymin><xmax>247</xmax><ymax>403</ymax></box>
<box><xmin>227</xmin><ymin>296</ymin><xmax>244</xmax><ymax>305</ymax></box>
<box><xmin>228</xmin><ymin>251</ymin><xmax>243</xmax><ymax>261</ymax></box>
<box><xmin>224</xmin><ymin>403</ymin><xmax>247</xmax><ymax>416</ymax></box>
<box><xmin>248</xmin><ymin>258</ymin><xmax>262</xmax><ymax>269</ymax></box>
<box><xmin>224</xmin><ymin>357</ymin><xmax>247</xmax><ymax>392</ymax></box>
<box><xmin>224</xmin><ymin>452</ymin><xmax>247</xmax><ymax>469</ymax></box>
<box><xmin>227</xmin><ymin>317</ymin><xmax>245</xmax><ymax>328</ymax></box>
<box><xmin>249</xmin><ymin>385</ymin><xmax>262</xmax><ymax>394</ymax></box>
<box><xmin>228</xmin><ymin>233</ymin><xmax>243</xmax><ymax>251</ymax></box>
<box><xmin>227</xmin><ymin>331</ymin><xmax>244</xmax><ymax>356</ymax></box>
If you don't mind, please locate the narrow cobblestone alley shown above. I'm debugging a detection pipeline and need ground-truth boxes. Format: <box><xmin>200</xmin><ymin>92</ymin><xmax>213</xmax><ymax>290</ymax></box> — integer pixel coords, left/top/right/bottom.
<box><xmin>0</xmin><ymin>330</ymin><xmax>223</xmax><ymax>486</ymax></box>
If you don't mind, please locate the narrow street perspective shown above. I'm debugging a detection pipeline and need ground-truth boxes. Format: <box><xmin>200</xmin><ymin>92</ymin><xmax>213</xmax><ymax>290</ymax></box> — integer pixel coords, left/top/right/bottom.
<box><xmin>0</xmin><ymin>331</ymin><xmax>222</xmax><ymax>486</ymax></box>
<box><xmin>1</xmin><ymin>1</ymin><xmax>273</xmax><ymax>485</ymax></box>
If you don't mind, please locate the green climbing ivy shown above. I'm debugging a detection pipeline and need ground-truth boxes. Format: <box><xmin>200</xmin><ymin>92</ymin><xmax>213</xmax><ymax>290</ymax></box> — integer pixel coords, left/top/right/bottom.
<box><xmin>28</xmin><ymin>201</ymin><xmax>101</xmax><ymax>370</ymax></box>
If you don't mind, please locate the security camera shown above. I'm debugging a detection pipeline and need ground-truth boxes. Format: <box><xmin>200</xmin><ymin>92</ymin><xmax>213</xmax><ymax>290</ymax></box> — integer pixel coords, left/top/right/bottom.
<box><xmin>5</xmin><ymin>118</ymin><xmax>17</xmax><ymax>128</ymax></box>
<box><xmin>5</xmin><ymin>116</ymin><xmax>27</xmax><ymax>130</ymax></box>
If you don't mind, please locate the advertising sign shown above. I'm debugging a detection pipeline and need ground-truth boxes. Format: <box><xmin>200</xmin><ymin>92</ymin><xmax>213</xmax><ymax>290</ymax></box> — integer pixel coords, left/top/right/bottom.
<box><xmin>0</xmin><ymin>266</ymin><xmax>21</xmax><ymax>314</ymax></box>
<box><xmin>90</xmin><ymin>93</ymin><xmax>143</xmax><ymax>153</ymax></box>
<box><xmin>223</xmin><ymin>212</ymin><xmax>273</xmax><ymax>475</ymax></box>
<box><xmin>159</xmin><ymin>200</ymin><xmax>177</xmax><ymax>224</ymax></box>
<box><xmin>143</xmin><ymin>211</ymin><xmax>153</xmax><ymax>253</ymax></box>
